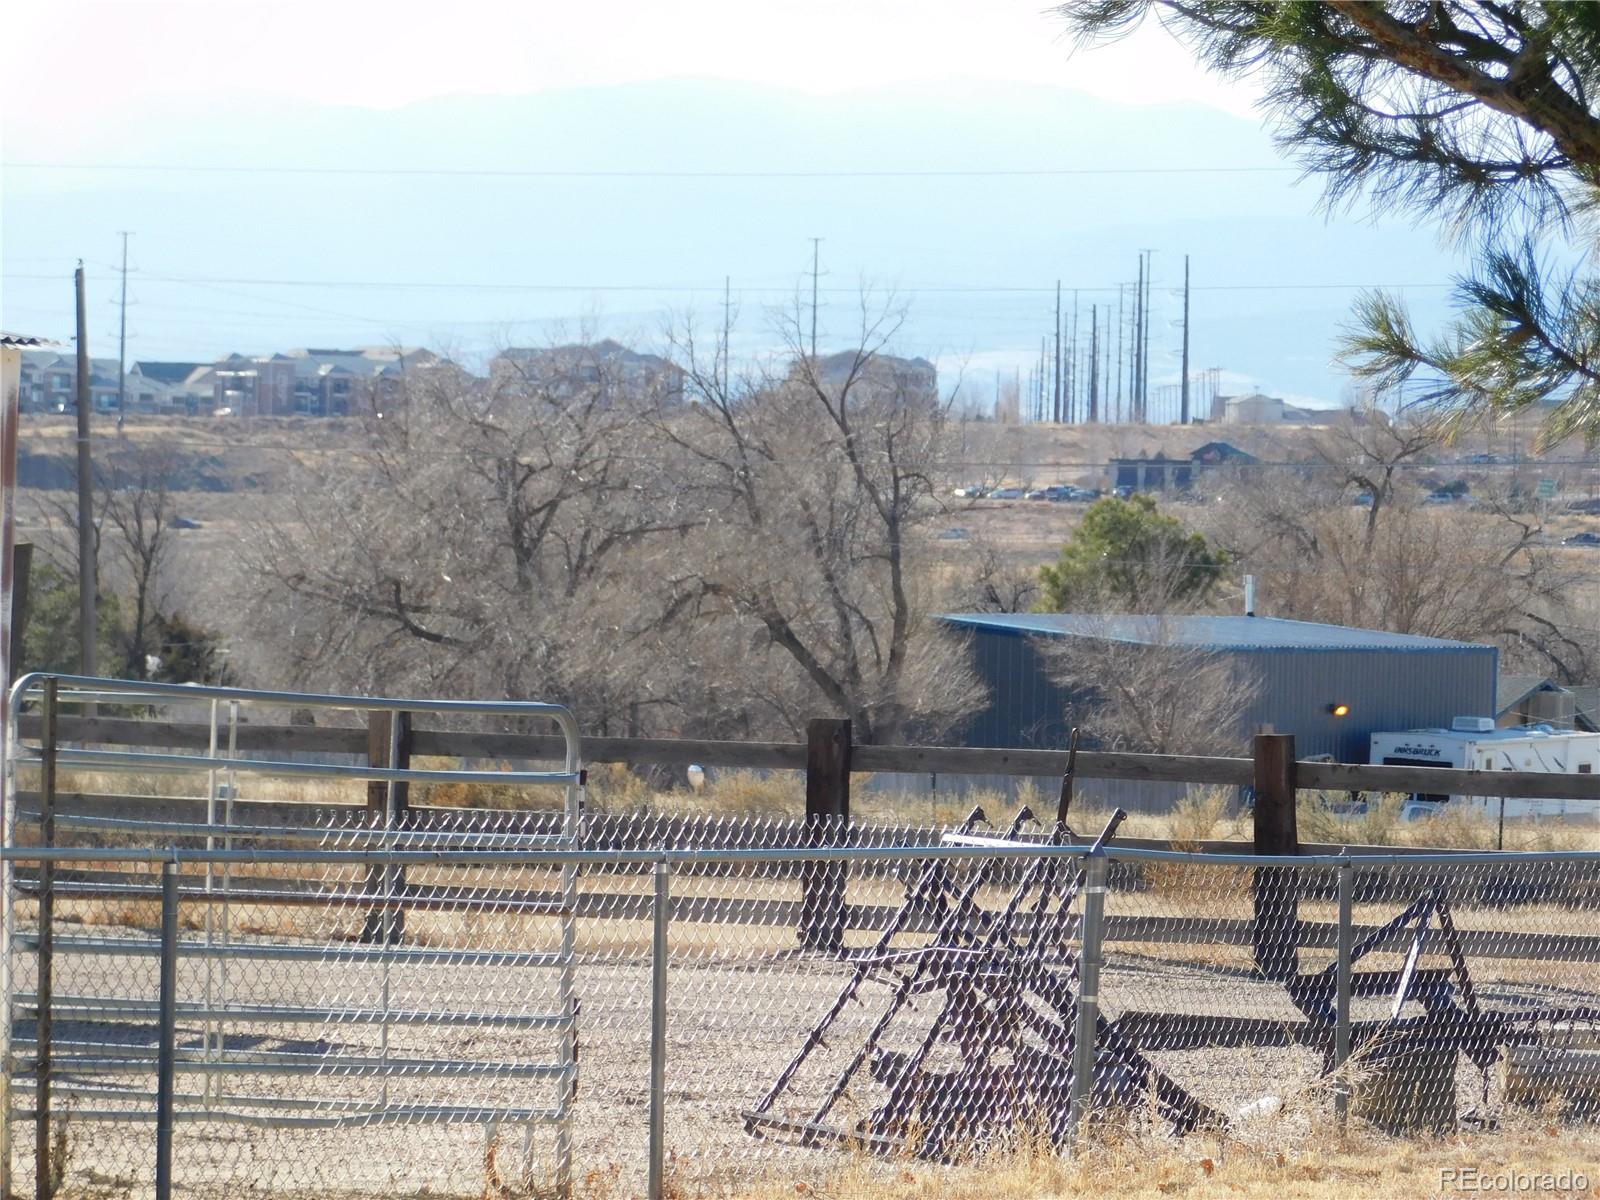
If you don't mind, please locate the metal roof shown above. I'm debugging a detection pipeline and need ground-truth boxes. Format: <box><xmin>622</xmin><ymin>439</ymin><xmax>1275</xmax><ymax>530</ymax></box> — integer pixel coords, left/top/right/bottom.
<box><xmin>940</xmin><ymin>613</ymin><xmax>1491</xmax><ymax>652</ymax></box>
<box><xmin>1496</xmin><ymin>673</ymin><xmax>1555</xmax><ymax>714</ymax></box>
<box><xmin>0</xmin><ymin>332</ymin><xmax>52</xmax><ymax>347</ymax></box>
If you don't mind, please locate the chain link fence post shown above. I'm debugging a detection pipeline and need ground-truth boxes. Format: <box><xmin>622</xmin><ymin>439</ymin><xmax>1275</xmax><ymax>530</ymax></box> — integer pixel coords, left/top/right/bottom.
<box><xmin>1334</xmin><ymin>858</ymin><xmax>1354</xmax><ymax>1126</ymax></box>
<box><xmin>648</xmin><ymin>856</ymin><xmax>671</xmax><ymax>1200</ymax></box>
<box><xmin>1066</xmin><ymin>850</ymin><xmax>1108</xmax><ymax>1152</ymax></box>
<box><xmin>155</xmin><ymin>858</ymin><xmax>180</xmax><ymax>1200</ymax></box>
<box><xmin>34</xmin><ymin>677</ymin><xmax>57</xmax><ymax>1200</ymax></box>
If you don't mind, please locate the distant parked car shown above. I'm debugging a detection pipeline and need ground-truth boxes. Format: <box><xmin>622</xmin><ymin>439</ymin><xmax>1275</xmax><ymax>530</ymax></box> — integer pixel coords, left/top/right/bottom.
<box><xmin>1111</xmin><ymin>485</ymin><xmax>1134</xmax><ymax>500</ymax></box>
<box><xmin>951</xmin><ymin>485</ymin><xmax>986</xmax><ymax>499</ymax></box>
<box><xmin>1462</xmin><ymin>453</ymin><xmax>1501</xmax><ymax>464</ymax></box>
<box><xmin>1424</xmin><ymin>490</ymin><xmax>1460</xmax><ymax>505</ymax></box>
<box><xmin>989</xmin><ymin>487</ymin><xmax>1025</xmax><ymax>500</ymax></box>
<box><xmin>167</xmin><ymin>516</ymin><xmax>203</xmax><ymax>530</ymax></box>
<box><xmin>1563</xmin><ymin>531</ymin><xmax>1600</xmax><ymax>547</ymax></box>
<box><xmin>936</xmin><ymin>527</ymin><xmax>970</xmax><ymax>540</ymax></box>
<box><xmin>1351</xmin><ymin>492</ymin><xmax>1374</xmax><ymax>506</ymax></box>
<box><xmin>1024</xmin><ymin>488</ymin><xmax>1053</xmax><ymax>501</ymax></box>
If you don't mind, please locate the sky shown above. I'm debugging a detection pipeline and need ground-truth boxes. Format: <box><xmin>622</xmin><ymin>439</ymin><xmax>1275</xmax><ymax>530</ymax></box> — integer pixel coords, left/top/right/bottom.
<box><xmin>1</xmin><ymin>1</ymin><xmax>1463</xmax><ymax>410</ymax></box>
<box><xmin>2</xmin><ymin>1</ymin><xmax>1256</xmax><ymax>131</ymax></box>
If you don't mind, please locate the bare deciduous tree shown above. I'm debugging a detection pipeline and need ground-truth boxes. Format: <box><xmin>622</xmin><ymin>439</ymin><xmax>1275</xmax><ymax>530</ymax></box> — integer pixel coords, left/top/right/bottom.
<box><xmin>239</xmin><ymin>312</ymin><xmax>987</xmax><ymax>744</ymax></box>
<box><xmin>1199</xmin><ymin>409</ymin><xmax>1597</xmax><ymax>680</ymax></box>
<box><xmin>32</xmin><ymin>438</ymin><xmax>183</xmax><ymax>678</ymax></box>
<box><xmin>98</xmin><ymin>442</ymin><xmax>179</xmax><ymax>677</ymax></box>
<box><xmin>654</xmin><ymin>293</ymin><xmax>986</xmax><ymax>742</ymax></box>
<box><xmin>1040</xmin><ymin>616</ymin><xmax>1262</xmax><ymax>756</ymax></box>
<box><xmin>241</xmin><ymin>351</ymin><xmax>698</xmax><ymax>729</ymax></box>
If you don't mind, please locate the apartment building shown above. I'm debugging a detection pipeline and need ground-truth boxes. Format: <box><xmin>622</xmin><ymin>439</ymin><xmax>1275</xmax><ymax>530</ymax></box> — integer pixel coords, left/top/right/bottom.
<box><xmin>491</xmin><ymin>339</ymin><xmax>685</xmax><ymax>406</ymax></box>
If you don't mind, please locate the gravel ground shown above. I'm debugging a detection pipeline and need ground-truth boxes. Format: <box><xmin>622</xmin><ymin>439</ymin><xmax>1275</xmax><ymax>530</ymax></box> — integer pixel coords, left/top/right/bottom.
<box><xmin>6</xmin><ymin>875</ymin><xmax>1597</xmax><ymax>1200</ymax></box>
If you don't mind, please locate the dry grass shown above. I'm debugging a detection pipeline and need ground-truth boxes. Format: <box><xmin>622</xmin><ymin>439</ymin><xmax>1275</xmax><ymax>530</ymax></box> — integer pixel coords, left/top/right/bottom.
<box><xmin>700</xmin><ymin>1119</ymin><xmax>1600</xmax><ymax>1200</ymax></box>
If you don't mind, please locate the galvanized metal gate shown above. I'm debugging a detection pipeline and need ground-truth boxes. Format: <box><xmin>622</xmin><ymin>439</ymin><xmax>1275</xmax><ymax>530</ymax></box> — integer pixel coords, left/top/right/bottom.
<box><xmin>1</xmin><ymin>674</ymin><xmax>583</xmax><ymax>1197</ymax></box>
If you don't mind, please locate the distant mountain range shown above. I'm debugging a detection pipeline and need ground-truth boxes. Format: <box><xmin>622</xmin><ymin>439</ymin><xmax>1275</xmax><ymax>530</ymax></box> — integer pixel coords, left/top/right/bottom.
<box><xmin>3</xmin><ymin>77</ymin><xmax>1471</xmax><ymax>411</ymax></box>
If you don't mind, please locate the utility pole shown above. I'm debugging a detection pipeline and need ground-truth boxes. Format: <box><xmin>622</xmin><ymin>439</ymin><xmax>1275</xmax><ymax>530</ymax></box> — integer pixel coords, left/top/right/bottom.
<box><xmin>1132</xmin><ymin>258</ymin><xmax>1144</xmax><ymax>422</ymax></box>
<box><xmin>1088</xmin><ymin>306</ymin><xmax>1099</xmax><ymax>422</ymax></box>
<box><xmin>1069</xmin><ymin>291</ymin><xmax>1080</xmax><ymax>424</ymax></box>
<box><xmin>1103</xmin><ymin>306</ymin><xmax>1112</xmax><ymax>422</ymax></box>
<box><xmin>115</xmin><ymin>231</ymin><xmax>131</xmax><ymax>429</ymax></box>
<box><xmin>1180</xmin><ymin>254</ymin><xmax>1191</xmax><ymax>426</ymax></box>
<box><xmin>73</xmin><ymin>263</ymin><xmax>97</xmax><ymax>678</ymax></box>
<box><xmin>1115</xmin><ymin>285</ymin><xmax>1125</xmax><ymax>424</ymax></box>
<box><xmin>1052</xmin><ymin>281</ymin><xmax>1062</xmax><ymax>424</ymax></box>
<box><xmin>808</xmin><ymin>238</ymin><xmax>823</xmax><ymax>361</ymax></box>
<box><xmin>1039</xmin><ymin>337</ymin><xmax>1047</xmax><ymax>423</ymax></box>
<box><xmin>1140</xmin><ymin>250</ymin><xmax>1155</xmax><ymax>423</ymax></box>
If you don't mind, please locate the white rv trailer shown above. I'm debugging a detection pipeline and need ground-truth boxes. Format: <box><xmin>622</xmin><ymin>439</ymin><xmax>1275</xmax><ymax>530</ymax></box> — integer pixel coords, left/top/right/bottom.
<box><xmin>1369</xmin><ymin>716</ymin><xmax>1600</xmax><ymax>820</ymax></box>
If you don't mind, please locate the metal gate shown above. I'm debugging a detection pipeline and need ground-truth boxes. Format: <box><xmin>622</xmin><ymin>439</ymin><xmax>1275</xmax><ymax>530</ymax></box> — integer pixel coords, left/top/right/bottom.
<box><xmin>1</xmin><ymin>674</ymin><xmax>583</xmax><ymax>1197</ymax></box>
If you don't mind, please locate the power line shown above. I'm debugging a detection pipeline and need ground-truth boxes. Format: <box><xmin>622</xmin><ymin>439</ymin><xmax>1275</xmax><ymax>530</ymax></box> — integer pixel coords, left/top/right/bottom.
<box><xmin>1</xmin><ymin>272</ymin><xmax>1455</xmax><ymax>294</ymax></box>
<box><xmin>3</xmin><ymin>161</ymin><xmax>1302</xmax><ymax>180</ymax></box>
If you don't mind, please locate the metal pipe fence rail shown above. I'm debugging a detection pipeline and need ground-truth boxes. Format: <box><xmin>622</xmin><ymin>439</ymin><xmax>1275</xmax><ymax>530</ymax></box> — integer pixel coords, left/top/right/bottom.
<box><xmin>3</xmin><ymin>675</ymin><xmax>585</xmax><ymax>1200</ymax></box>
<box><xmin>1</xmin><ymin>840</ymin><xmax>1598</xmax><ymax>1199</ymax></box>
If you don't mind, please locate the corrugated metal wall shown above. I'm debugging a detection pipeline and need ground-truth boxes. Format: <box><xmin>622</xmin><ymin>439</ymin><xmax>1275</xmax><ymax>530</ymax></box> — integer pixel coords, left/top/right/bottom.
<box><xmin>959</xmin><ymin>628</ymin><xmax>1498</xmax><ymax>763</ymax></box>
<box><xmin>1247</xmin><ymin>646</ymin><xmax>1497</xmax><ymax>760</ymax></box>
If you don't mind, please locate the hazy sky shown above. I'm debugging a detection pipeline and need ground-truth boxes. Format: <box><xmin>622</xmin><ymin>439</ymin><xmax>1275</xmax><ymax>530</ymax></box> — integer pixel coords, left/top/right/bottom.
<box><xmin>4</xmin><ymin>2</ymin><xmax>1452</xmax><ymax>408</ymax></box>
<box><xmin>3</xmin><ymin>0</ymin><xmax>1256</xmax><ymax>145</ymax></box>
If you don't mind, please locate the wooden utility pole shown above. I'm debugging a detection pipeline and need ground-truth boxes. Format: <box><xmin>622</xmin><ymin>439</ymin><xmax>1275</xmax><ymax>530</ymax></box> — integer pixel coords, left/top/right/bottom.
<box><xmin>74</xmin><ymin>263</ymin><xmax>97</xmax><ymax>678</ymax></box>
<box><xmin>116</xmin><ymin>231</ymin><xmax>131</xmax><ymax>428</ymax></box>
<box><xmin>1180</xmin><ymin>255</ymin><xmax>1191</xmax><ymax>425</ymax></box>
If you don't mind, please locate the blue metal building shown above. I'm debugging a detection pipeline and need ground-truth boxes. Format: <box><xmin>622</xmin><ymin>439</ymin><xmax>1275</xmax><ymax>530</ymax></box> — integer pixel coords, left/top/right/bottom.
<box><xmin>942</xmin><ymin>613</ymin><xmax>1498</xmax><ymax>762</ymax></box>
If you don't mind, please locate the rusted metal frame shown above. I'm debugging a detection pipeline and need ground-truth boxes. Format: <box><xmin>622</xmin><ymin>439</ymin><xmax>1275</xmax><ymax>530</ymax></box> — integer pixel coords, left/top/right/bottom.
<box><xmin>746</xmin><ymin>805</ymin><xmax>986</xmax><ymax>1125</ymax></box>
<box><xmin>807</xmin><ymin>809</ymin><xmax>1038</xmax><ymax>1128</ymax></box>
<box><xmin>900</xmin><ymin>801</ymin><xmax>1119</xmax><ymax>1138</ymax></box>
<box><xmin>1433</xmin><ymin>894</ymin><xmax>1479</xmax><ymax>1017</ymax></box>
<box><xmin>870</xmin><ymin>807</ymin><xmax>1071</xmax><ymax>1128</ymax></box>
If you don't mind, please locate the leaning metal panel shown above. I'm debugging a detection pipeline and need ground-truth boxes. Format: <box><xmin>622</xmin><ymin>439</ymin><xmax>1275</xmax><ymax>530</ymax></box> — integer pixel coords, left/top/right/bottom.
<box><xmin>2</xmin><ymin>675</ymin><xmax>583</xmax><ymax>1198</ymax></box>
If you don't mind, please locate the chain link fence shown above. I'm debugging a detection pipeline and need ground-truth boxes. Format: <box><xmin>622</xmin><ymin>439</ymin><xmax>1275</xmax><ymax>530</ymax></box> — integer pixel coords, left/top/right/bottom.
<box><xmin>3</xmin><ymin>675</ymin><xmax>1597</xmax><ymax>1198</ymax></box>
<box><xmin>5</xmin><ymin>829</ymin><xmax>1599</xmax><ymax>1198</ymax></box>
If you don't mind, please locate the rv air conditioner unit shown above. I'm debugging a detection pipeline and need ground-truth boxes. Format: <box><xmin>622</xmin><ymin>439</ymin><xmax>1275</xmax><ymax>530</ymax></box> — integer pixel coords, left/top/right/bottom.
<box><xmin>1451</xmin><ymin>716</ymin><xmax>1497</xmax><ymax>733</ymax></box>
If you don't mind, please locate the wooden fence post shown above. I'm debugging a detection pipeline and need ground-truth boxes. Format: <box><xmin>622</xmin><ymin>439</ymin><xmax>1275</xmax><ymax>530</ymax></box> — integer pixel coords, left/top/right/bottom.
<box><xmin>800</xmin><ymin>718</ymin><xmax>851</xmax><ymax>952</ymax></box>
<box><xmin>1252</xmin><ymin>732</ymin><xmax>1298</xmax><ymax>980</ymax></box>
<box><xmin>362</xmin><ymin>710</ymin><xmax>412</xmax><ymax>944</ymax></box>
<box><xmin>9</xmin><ymin>542</ymin><xmax>31</xmax><ymax>681</ymax></box>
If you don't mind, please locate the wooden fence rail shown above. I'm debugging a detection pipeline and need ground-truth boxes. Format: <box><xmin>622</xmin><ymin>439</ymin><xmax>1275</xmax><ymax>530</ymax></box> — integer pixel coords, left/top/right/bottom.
<box><xmin>18</xmin><ymin>714</ymin><xmax>1600</xmax><ymax>801</ymax></box>
<box><xmin>9</xmin><ymin>706</ymin><xmax>1600</xmax><ymax>979</ymax></box>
